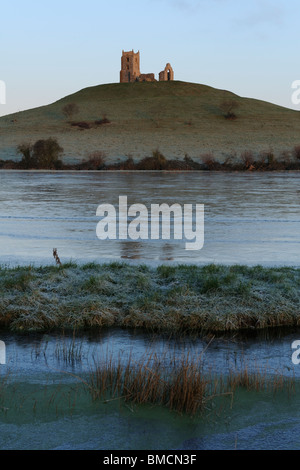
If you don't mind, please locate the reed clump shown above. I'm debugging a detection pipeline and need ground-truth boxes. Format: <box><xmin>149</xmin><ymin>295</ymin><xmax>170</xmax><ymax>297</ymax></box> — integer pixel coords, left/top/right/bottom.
<box><xmin>55</xmin><ymin>337</ymin><xmax>84</xmax><ymax>365</ymax></box>
<box><xmin>87</xmin><ymin>349</ymin><xmax>295</xmax><ymax>416</ymax></box>
<box><xmin>227</xmin><ymin>364</ymin><xmax>295</xmax><ymax>395</ymax></box>
<box><xmin>89</xmin><ymin>351</ymin><xmax>210</xmax><ymax>415</ymax></box>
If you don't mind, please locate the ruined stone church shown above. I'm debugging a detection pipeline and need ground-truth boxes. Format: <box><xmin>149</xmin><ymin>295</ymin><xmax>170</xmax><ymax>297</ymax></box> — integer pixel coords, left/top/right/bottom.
<box><xmin>120</xmin><ymin>50</ymin><xmax>174</xmax><ymax>83</ymax></box>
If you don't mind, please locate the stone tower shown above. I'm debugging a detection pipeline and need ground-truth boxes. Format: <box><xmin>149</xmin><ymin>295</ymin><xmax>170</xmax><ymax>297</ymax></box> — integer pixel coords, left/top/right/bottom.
<box><xmin>120</xmin><ymin>50</ymin><xmax>141</xmax><ymax>83</ymax></box>
<box><xmin>159</xmin><ymin>63</ymin><xmax>174</xmax><ymax>81</ymax></box>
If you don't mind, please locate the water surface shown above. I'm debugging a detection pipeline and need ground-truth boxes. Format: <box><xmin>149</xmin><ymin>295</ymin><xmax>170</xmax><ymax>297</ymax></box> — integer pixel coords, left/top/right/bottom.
<box><xmin>1</xmin><ymin>328</ymin><xmax>300</xmax><ymax>450</ymax></box>
<box><xmin>1</xmin><ymin>171</ymin><xmax>299</xmax><ymax>266</ymax></box>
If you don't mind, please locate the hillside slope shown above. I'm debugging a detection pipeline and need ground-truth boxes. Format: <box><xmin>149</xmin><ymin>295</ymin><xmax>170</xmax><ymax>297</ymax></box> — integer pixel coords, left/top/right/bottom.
<box><xmin>0</xmin><ymin>81</ymin><xmax>299</xmax><ymax>163</ymax></box>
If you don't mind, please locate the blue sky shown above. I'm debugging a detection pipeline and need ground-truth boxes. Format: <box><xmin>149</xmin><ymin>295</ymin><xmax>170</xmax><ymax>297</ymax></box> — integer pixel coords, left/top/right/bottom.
<box><xmin>0</xmin><ymin>0</ymin><xmax>299</xmax><ymax>116</ymax></box>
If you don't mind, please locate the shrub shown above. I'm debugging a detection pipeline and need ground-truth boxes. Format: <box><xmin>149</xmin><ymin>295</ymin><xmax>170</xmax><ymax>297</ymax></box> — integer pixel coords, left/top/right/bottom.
<box><xmin>17</xmin><ymin>143</ymin><xmax>32</xmax><ymax>168</ymax></box>
<box><xmin>95</xmin><ymin>115</ymin><xmax>111</xmax><ymax>126</ymax></box>
<box><xmin>259</xmin><ymin>149</ymin><xmax>277</xmax><ymax>168</ymax></box>
<box><xmin>32</xmin><ymin>138</ymin><xmax>64</xmax><ymax>169</ymax></box>
<box><xmin>255</xmin><ymin>153</ymin><xmax>267</xmax><ymax>169</ymax></box>
<box><xmin>266</xmin><ymin>151</ymin><xmax>276</xmax><ymax>166</ymax></box>
<box><xmin>62</xmin><ymin>103</ymin><xmax>79</xmax><ymax>121</ymax></box>
<box><xmin>85</xmin><ymin>151</ymin><xmax>106</xmax><ymax>169</ymax></box>
<box><xmin>151</xmin><ymin>149</ymin><xmax>167</xmax><ymax>168</ymax></box>
<box><xmin>137</xmin><ymin>150</ymin><xmax>168</xmax><ymax>170</ymax></box>
<box><xmin>184</xmin><ymin>154</ymin><xmax>195</xmax><ymax>169</ymax></box>
<box><xmin>121</xmin><ymin>156</ymin><xmax>136</xmax><ymax>170</ymax></box>
<box><xmin>17</xmin><ymin>138</ymin><xmax>64</xmax><ymax>169</ymax></box>
<box><xmin>241</xmin><ymin>151</ymin><xmax>255</xmax><ymax>169</ymax></box>
<box><xmin>71</xmin><ymin>121</ymin><xmax>91</xmax><ymax>130</ymax></box>
<box><xmin>293</xmin><ymin>145</ymin><xmax>300</xmax><ymax>160</ymax></box>
<box><xmin>75</xmin><ymin>151</ymin><xmax>106</xmax><ymax>170</ymax></box>
<box><xmin>281</xmin><ymin>150</ymin><xmax>291</xmax><ymax>167</ymax></box>
<box><xmin>201</xmin><ymin>153</ymin><xmax>219</xmax><ymax>170</ymax></box>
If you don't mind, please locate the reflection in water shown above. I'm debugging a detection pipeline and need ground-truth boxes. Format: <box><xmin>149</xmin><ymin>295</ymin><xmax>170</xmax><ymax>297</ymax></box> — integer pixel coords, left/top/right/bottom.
<box><xmin>0</xmin><ymin>170</ymin><xmax>300</xmax><ymax>266</ymax></box>
<box><xmin>120</xmin><ymin>241</ymin><xmax>175</xmax><ymax>261</ymax></box>
<box><xmin>1</xmin><ymin>327</ymin><xmax>299</xmax><ymax>379</ymax></box>
<box><xmin>121</xmin><ymin>241</ymin><xmax>141</xmax><ymax>259</ymax></box>
<box><xmin>160</xmin><ymin>243</ymin><xmax>174</xmax><ymax>261</ymax></box>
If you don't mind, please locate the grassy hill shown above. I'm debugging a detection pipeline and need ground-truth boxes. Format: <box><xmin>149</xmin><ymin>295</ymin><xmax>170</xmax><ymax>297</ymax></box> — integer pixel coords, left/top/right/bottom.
<box><xmin>0</xmin><ymin>80</ymin><xmax>300</xmax><ymax>164</ymax></box>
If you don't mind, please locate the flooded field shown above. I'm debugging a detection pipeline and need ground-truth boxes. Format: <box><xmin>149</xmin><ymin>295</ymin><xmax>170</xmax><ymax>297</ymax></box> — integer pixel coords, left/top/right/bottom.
<box><xmin>0</xmin><ymin>171</ymin><xmax>300</xmax><ymax>266</ymax></box>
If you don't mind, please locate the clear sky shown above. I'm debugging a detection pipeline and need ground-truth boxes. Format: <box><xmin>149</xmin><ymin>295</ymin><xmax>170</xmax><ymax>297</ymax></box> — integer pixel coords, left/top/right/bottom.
<box><xmin>0</xmin><ymin>0</ymin><xmax>299</xmax><ymax>116</ymax></box>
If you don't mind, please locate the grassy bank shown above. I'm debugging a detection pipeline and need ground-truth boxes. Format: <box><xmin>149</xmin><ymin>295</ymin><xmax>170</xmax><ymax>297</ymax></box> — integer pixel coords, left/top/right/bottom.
<box><xmin>1</xmin><ymin>262</ymin><xmax>300</xmax><ymax>332</ymax></box>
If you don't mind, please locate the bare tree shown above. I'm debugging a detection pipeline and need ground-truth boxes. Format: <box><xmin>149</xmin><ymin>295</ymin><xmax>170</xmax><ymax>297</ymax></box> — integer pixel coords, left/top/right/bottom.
<box><xmin>62</xmin><ymin>103</ymin><xmax>79</xmax><ymax>121</ymax></box>
<box><xmin>220</xmin><ymin>99</ymin><xmax>239</xmax><ymax>120</ymax></box>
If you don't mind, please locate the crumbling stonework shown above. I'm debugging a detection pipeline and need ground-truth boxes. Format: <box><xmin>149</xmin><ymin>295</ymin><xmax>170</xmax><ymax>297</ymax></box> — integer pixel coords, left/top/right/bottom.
<box><xmin>120</xmin><ymin>51</ymin><xmax>174</xmax><ymax>83</ymax></box>
<box><xmin>138</xmin><ymin>73</ymin><xmax>156</xmax><ymax>82</ymax></box>
<box><xmin>159</xmin><ymin>63</ymin><xmax>174</xmax><ymax>81</ymax></box>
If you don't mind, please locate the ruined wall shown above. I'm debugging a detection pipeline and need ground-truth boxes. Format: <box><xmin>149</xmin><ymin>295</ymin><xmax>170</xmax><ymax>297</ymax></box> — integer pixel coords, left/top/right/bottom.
<box><xmin>159</xmin><ymin>63</ymin><xmax>174</xmax><ymax>81</ymax></box>
<box><xmin>138</xmin><ymin>73</ymin><xmax>156</xmax><ymax>82</ymax></box>
<box><xmin>120</xmin><ymin>51</ymin><xmax>174</xmax><ymax>83</ymax></box>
